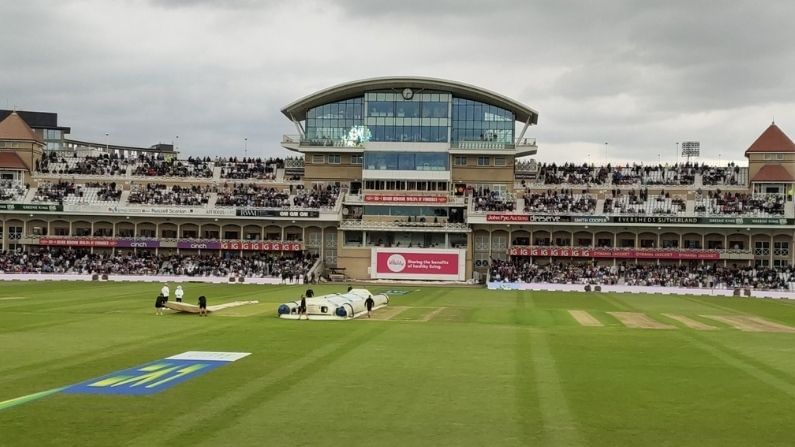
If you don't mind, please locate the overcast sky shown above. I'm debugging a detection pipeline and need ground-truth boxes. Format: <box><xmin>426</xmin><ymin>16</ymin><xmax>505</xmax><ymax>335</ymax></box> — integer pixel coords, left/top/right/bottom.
<box><xmin>3</xmin><ymin>0</ymin><xmax>794</xmax><ymax>165</ymax></box>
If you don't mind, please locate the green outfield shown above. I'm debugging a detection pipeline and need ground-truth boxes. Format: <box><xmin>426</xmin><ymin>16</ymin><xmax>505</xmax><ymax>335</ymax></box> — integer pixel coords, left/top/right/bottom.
<box><xmin>2</xmin><ymin>282</ymin><xmax>795</xmax><ymax>446</ymax></box>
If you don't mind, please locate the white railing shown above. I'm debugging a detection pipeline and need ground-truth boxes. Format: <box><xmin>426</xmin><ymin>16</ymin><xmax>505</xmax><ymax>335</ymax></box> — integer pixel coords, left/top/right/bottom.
<box><xmin>340</xmin><ymin>219</ymin><xmax>469</xmax><ymax>231</ymax></box>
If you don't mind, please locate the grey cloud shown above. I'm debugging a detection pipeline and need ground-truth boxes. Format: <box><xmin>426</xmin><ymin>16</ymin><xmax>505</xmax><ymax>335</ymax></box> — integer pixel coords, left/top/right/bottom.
<box><xmin>2</xmin><ymin>0</ymin><xmax>794</xmax><ymax>162</ymax></box>
<box><xmin>148</xmin><ymin>0</ymin><xmax>272</xmax><ymax>9</ymax></box>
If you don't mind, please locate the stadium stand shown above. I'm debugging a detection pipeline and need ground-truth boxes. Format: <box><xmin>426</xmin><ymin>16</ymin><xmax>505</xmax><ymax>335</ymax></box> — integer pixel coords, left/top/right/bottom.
<box><xmin>2</xmin><ymin>81</ymin><xmax>793</xmax><ymax>289</ymax></box>
<box><xmin>489</xmin><ymin>259</ymin><xmax>794</xmax><ymax>290</ymax></box>
<box><xmin>216</xmin><ymin>183</ymin><xmax>290</xmax><ymax>208</ymax></box>
<box><xmin>603</xmin><ymin>189</ymin><xmax>686</xmax><ymax>215</ymax></box>
<box><xmin>695</xmin><ymin>191</ymin><xmax>784</xmax><ymax>216</ymax></box>
<box><xmin>292</xmin><ymin>184</ymin><xmax>340</xmax><ymax>209</ymax></box>
<box><xmin>472</xmin><ymin>188</ymin><xmax>515</xmax><ymax>212</ymax></box>
<box><xmin>524</xmin><ymin>189</ymin><xmax>597</xmax><ymax>214</ymax></box>
<box><xmin>130</xmin><ymin>155</ymin><xmax>213</xmax><ymax>178</ymax></box>
<box><xmin>37</xmin><ymin>152</ymin><xmax>130</xmax><ymax>176</ymax></box>
<box><xmin>127</xmin><ymin>184</ymin><xmax>213</xmax><ymax>206</ymax></box>
<box><xmin>0</xmin><ymin>248</ymin><xmax>317</xmax><ymax>278</ymax></box>
<box><xmin>0</xmin><ymin>180</ymin><xmax>27</xmax><ymax>202</ymax></box>
<box><xmin>218</xmin><ymin>157</ymin><xmax>282</xmax><ymax>180</ymax></box>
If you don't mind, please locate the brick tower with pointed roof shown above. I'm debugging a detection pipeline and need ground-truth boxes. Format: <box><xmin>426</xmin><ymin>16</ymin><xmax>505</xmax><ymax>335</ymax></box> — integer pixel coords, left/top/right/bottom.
<box><xmin>746</xmin><ymin>122</ymin><xmax>795</xmax><ymax>188</ymax></box>
<box><xmin>0</xmin><ymin>111</ymin><xmax>44</xmax><ymax>176</ymax></box>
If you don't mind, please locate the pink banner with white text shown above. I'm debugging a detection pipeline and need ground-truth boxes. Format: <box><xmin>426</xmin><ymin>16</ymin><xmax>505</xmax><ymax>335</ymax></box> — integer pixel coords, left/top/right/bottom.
<box><xmin>371</xmin><ymin>248</ymin><xmax>466</xmax><ymax>281</ymax></box>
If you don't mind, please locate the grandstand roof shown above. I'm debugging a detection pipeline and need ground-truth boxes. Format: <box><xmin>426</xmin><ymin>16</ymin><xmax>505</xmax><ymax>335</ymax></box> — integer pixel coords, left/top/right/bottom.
<box><xmin>750</xmin><ymin>164</ymin><xmax>794</xmax><ymax>183</ymax></box>
<box><xmin>745</xmin><ymin>123</ymin><xmax>795</xmax><ymax>155</ymax></box>
<box><xmin>0</xmin><ymin>152</ymin><xmax>28</xmax><ymax>170</ymax></box>
<box><xmin>0</xmin><ymin>112</ymin><xmax>43</xmax><ymax>143</ymax></box>
<box><xmin>281</xmin><ymin>76</ymin><xmax>539</xmax><ymax>124</ymax></box>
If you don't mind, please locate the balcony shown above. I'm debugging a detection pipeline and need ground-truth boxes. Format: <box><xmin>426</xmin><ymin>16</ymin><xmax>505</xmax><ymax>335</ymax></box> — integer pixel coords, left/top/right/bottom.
<box><xmin>450</xmin><ymin>138</ymin><xmax>537</xmax><ymax>156</ymax></box>
<box><xmin>340</xmin><ymin>219</ymin><xmax>470</xmax><ymax>232</ymax></box>
<box><xmin>281</xmin><ymin>135</ymin><xmax>365</xmax><ymax>152</ymax></box>
<box><xmin>344</xmin><ymin>192</ymin><xmax>466</xmax><ymax>206</ymax></box>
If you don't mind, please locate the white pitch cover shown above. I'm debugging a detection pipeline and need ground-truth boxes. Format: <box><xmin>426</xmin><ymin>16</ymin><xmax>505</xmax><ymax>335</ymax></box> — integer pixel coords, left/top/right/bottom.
<box><xmin>166</xmin><ymin>351</ymin><xmax>251</xmax><ymax>362</ymax></box>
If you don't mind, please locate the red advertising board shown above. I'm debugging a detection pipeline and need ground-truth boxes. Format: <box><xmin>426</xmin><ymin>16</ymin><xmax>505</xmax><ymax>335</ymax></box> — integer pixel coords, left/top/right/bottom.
<box><xmin>39</xmin><ymin>238</ymin><xmax>303</xmax><ymax>251</ymax></box>
<box><xmin>376</xmin><ymin>251</ymin><xmax>459</xmax><ymax>275</ymax></box>
<box><xmin>39</xmin><ymin>237</ymin><xmax>120</xmax><ymax>247</ymax></box>
<box><xmin>219</xmin><ymin>241</ymin><xmax>303</xmax><ymax>251</ymax></box>
<box><xmin>508</xmin><ymin>246</ymin><xmax>721</xmax><ymax>260</ymax></box>
<box><xmin>364</xmin><ymin>195</ymin><xmax>448</xmax><ymax>204</ymax></box>
<box><xmin>486</xmin><ymin>214</ymin><xmax>530</xmax><ymax>222</ymax></box>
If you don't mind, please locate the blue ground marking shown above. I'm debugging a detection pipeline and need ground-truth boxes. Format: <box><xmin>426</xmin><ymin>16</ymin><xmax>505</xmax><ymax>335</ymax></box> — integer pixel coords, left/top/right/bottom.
<box><xmin>61</xmin><ymin>359</ymin><xmax>226</xmax><ymax>396</ymax></box>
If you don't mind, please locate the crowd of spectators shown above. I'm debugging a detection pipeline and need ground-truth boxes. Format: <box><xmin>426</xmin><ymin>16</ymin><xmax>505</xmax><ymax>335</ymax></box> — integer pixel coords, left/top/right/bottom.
<box><xmin>523</xmin><ymin>189</ymin><xmax>596</xmax><ymax>214</ymax></box>
<box><xmin>0</xmin><ymin>248</ymin><xmax>318</xmax><ymax>279</ymax></box>
<box><xmin>0</xmin><ymin>180</ymin><xmax>27</xmax><ymax>201</ymax></box>
<box><xmin>30</xmin><ymin>181</ymin><xmax>124</xmax><ymax>204</ymax></box>
<box><xmin>603</xmin><ymin>189</ymin><xmax>686</xmax><ymax>215</ymax></box>
<box><xmin>218</xmin><ymin>157</ymin><xmax>282</xmax><ymax>180</ymax></box>
<box><xmin>128</xmin><ymin>184</ymin><xmax>213</xmax><ymax>206</ymax></box>
<box><xmin>701</xmin><ymin>163</ymin><xmax>743</xmax><ymax>186</ymax></box>
<box><xmin>37</xmin><ymin>152</ymin><xmax>129</xmax><ymax>176</ymax></box>
<box><xmin>90</xmin><ymin>182</ymin><xmax>123</xmax><ymax>202</ymax></box>
<box><xmin>530</xmin><ymin>162</ymin><xmax>744</xmax><ymax>187</ymax></box>
<box><xmin>33</xmin><ymin>181</ymin><xmax>80</xmax><ymax>203</ymax></box>
<box><xmin>216</xmin><ymin>184</ymin><xmax>290</xmax><ymax>208</ymax></box>
<box><xmin>538</xmin><ymin>163</ymin><xmax>610</xmax><ymax>185</ymax></box>
<box><xmin>489</xmin><ymin>259</ymin><xmax>794</xmax><ymax>290</ymax></box>
<box><xmin>472</xmin><ymin>188</ymin><xmax>515</xmax><ymax>212</ymax></box>
<box><xmin>695</xmin><ymin>191</ymin><xmax>785</xmax><ymax>215</ymax></box>
<box><xmin>131</xmin><ymin>155</ymin><xmax>213</xmax><ymax>178</ymax></box>
<box><xmin>609</xmin><ymin>164</ymin><xmax>694</xmax><ymax>186</ymax></box>
<box><xmin>292</xmin><ymin>185</ymin><xmax>340</xmax><ymax>209</ymax></box>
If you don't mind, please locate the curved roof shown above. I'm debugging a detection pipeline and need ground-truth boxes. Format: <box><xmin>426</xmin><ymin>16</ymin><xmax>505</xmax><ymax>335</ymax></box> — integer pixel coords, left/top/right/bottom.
<box><xmin>751</xmin><ymin>164</ymin><xmax>793</xmax><ymax>182</ymax></box>
<box><xmin>281</xmin><ymin>76</ymin><xmax>538</xmax><ymax>124</ymax></box>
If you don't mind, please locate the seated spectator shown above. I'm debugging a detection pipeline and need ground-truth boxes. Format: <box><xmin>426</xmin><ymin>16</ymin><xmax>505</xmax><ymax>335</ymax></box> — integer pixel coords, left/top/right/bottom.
<box><xmin>292</xmin><ymin>184</ymin><xmax>340</xmax><ymax>209</ymax></box>
<box><xmin>472</xmin><ymin>188</ymin><xmax>515</xmax><ymax>212</ymax></box>
<box><xmin>218</xmin><ymin>157</ymin><xmax>283</xmax><ymax>180</ymax></box>
<box><xmin>0</xmin><ymin>248</ymin><xmax>318</xmax><ymax>279</ymax></box>
<box><xmin>131</xmin><ymin>155</ymin><xmax>213</xmax><ymax>178</ymax></box>
<box><xmin>216</xmin><ymin>184</ymin><xmax>290</xmax><ymax>208</ymax></box>
<box><xmin>128</xmin><ymin>184</ymin><xmax>213</xmax><ymax>206</ymax></box>
<box><xmin>523</xmin><ymin>189</ymin><xmax>596</xmax><ymax>214</ymax></box>
<box><xmin>489</xmin><ymin>259</ymin><xmax>794</xmax><ymax>290</ymax></box>
<box><xmin>0</xmin><ymin>180</ymin><xmax>27</xmax><ymax>201</ymax></box>
<box><xmin>695</xmin><ymin>190</ymin><xmax>784</xmax><ymax>216</ymax></box>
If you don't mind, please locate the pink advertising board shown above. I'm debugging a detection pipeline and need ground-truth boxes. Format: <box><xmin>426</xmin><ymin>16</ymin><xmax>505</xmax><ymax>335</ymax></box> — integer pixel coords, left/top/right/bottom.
<box><xmin>371</xmin><ymin>248</ymin><xmax>466</xmax><ymax>281</ymax></box>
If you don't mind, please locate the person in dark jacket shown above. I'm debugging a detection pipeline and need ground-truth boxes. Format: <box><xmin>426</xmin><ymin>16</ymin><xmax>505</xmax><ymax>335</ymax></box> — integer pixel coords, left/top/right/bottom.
<box><xmin>365</xmin><ymin>295</ymin><xmax>375</xmax><ymax>318</ymax></box>
<box><xmin>298</xmin><ymin>294</ymin><xmax>307</xmax><ymax>320</ymax></box>
<box><xmin>198</xmin><ymin>295</ymin><xmax>207</xmax><ymax>317</ymax></box>
<box><xmin>155</xmin><ymin>293</ymin><xmax>165</xmax><ymax>316</ymax></box>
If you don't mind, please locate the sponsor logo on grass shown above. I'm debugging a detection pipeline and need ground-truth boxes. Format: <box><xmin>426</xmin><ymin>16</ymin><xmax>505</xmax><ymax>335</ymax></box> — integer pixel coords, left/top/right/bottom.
<box><xmin>384</xmin><ymin>289</ymin><xmax>411</xmax><ymax>296</ymax></box>
<box><xmin>62</xmin><ymin>351</ymin><xmax>250</xmax><ymax>396</ymax></box>
<box><xmin>0</xmin><ymin>352</ymin><xmax>250</xmax><ymax>409</ymax></box>
<box><xmin>62</xmin><ymin>359</ymin><xmax>223</xmax><ymax>396</ymax></box>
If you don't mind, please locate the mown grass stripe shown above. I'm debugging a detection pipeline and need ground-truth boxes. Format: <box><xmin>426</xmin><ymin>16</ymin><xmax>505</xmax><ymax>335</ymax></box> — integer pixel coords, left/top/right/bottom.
<box><xmin>523</xmin><ymin>291</ymin><xmax>584</xmax><ymax>446</ymax></box>
<box><xmin>0</xmin><ymin>386</ymin><xmax>66</xmax><ymax>411</ymax></box>
<box><xmin>127</xmin><ymin>324</ymin><xmax>390</xmax><ymax>446</ymax></box>
<box><xmin>681</xmin><ymin>332</ymin><xmax>795</xmax><ymax>399</ymax></box>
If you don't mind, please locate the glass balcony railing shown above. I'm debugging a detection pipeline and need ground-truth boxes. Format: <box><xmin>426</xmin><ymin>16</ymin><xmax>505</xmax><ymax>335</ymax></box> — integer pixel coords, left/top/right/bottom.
<box><xmin>450</xmin><ymin>138</ymin><xmax>536</xmax><ymax>150</ymax></box>
<box><xmin>282</xmin><ymin>135</ymin><xmax>365</xmax><ymax>148</ymax></box>
<box><xmin>284</xmin><ymin>135</ymin><xmax>537</xmax><ymax>149</ymax></box>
